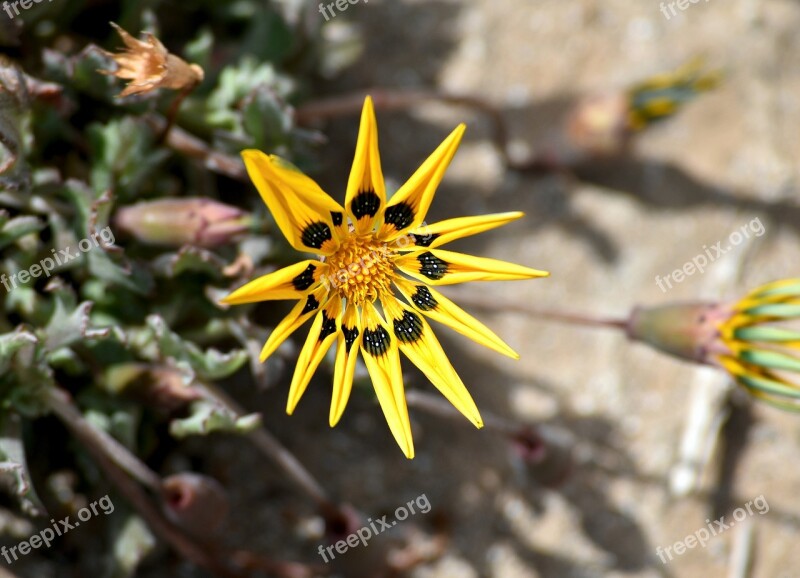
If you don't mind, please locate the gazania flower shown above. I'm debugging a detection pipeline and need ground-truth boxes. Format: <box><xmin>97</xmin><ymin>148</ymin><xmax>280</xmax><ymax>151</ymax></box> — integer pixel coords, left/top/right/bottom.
<box><xmin>99</xmin><ymin>23</ymin><xmax>203</xmax><ymax>97</ymax></box>
<box><xmin>222</xmin><ymin>96</ymin><xmax>548</xmax><ymax>457</ymax></box>
<box><xmin>627</xmin><ymin>278</ymin><xmax>800</xmax><ymax>410</ymax></box>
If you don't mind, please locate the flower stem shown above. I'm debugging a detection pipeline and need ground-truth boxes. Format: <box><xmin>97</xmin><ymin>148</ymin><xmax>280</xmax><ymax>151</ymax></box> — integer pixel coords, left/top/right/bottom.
<box><xmin>43</xmin><ymin>387</ymin><xmax>244</xmax><ymax>577</ymax></box>
<box><xmin>43</xmin><ymin>387</ymin><xmax>162</xmax><ymax>492</ymax></box>
<box><xmin>444</xmin><ymin>291</ymin><xmax>629</xmax><ymax>331</ymax></box>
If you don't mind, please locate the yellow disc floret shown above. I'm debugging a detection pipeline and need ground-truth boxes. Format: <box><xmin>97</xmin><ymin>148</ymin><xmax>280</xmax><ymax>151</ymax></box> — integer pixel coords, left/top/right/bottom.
<box><xmin>326</xmin><ymin>234</ymin><xmax>395</xmax><ymax>305</ymax></box>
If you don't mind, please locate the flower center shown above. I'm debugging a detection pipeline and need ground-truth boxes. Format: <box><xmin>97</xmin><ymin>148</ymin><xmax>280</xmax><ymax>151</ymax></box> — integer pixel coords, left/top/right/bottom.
<box><xmin>326</xmin><ymin>234</ymin><xmax>394</xmax><ymax>305</ymax></box>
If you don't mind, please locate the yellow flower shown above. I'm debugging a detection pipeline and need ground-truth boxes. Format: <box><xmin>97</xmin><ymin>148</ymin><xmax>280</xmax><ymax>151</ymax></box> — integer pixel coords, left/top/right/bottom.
<box><xmin>222</xmin><ymin>96</ymin><xmax>548</xmax><ymax>457</ymax></box>
<box><xmin>99</xmin><ymin>23</ymin><xmax>203</xmax><ymax>98</ymax></box>
<box><xmin>716</xmin><ymin>278</ymin><xmax>800</xmax><ymax>410</ymax></box>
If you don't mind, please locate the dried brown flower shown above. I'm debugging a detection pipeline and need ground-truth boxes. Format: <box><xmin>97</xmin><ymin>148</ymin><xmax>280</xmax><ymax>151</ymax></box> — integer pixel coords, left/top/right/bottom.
<box><xmin>99</xmin><ymin>23</ymin><xmax>204</xmax><ymax>97</ymax></box>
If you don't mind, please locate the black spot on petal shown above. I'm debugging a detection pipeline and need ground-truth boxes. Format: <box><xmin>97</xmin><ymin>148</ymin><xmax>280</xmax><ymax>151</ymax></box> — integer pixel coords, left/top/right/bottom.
<box><xmin>362</xmin><ymin>326</ymin><xmax>390</xmax><ymax>356</ymax></box>
<box><xmin>393</xmin><ymin>310</ymin><xmax>424</xmax><ymax>344</ymax></box>
<box><xmin>384</xmin><ymin>202</ymin><xmax>415</xmax><ymax>231</ymax></box>
<box><xmin>411</xmin><ymin>286</ymin><xmax>438</xmax><ymax>311</ymax></box>
<box><xmin>411</xmin><ymin>233</ymin><xmax>439</xmax><ymax>247</ymax></box>
<box><xmin>319</xmin><ymin>312</ymin><xmax>337</xmax><ymax>341</ymax></box>
<box><xmin>351</xmin><ymin>190</ymin><xmax>381</xmax><ymax>220</ymax></box>
<box><xmin>342</xmin><ymin>326</ymin><xmax>359</xmax><ymax>350</ymax></box>
<box><xmin>417</xmin><ymin>252</ymin><xmax>448</xmax><ymax>280</ymax></box>
<box><xmin>291</xmin><ymin>264</ymin><xmax>317</xmax><ymax>291</ymax></box>
<box><xmin>301</xmin><ymin>295</ymin><xmax>320</xmax><ymax>315</ymax></box>
<box><xmin>331</xmin><ymin>211</ymin><xmax>343</xmax><ymax>226</ymax></box>
<box><xmin>301</xmin><ymin>222</ymin><xmax>332</xmax><ymax>249</ymax></box>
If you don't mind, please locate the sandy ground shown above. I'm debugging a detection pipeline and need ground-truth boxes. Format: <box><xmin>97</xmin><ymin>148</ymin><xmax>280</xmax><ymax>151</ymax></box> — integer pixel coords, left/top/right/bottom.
<box><xmin>203</xmin><ymin>1</ymin><xmax>800</xmax><ymax>577</ymax></box>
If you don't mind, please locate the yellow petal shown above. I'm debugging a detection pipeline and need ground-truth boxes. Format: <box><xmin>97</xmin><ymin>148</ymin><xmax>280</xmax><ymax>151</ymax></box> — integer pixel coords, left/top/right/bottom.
<box><xmin>382</xmin><ymin>298</ymin><xmax>482</xmax><ymax>428</ymax></box>
<box><xmin>330</xmin><ymin>302</ymin><xmax>362</xmax><ymax>426</ymax></box>
<box><xmin>345</xmin><ymin>96</ymin><xmax>386</xmax><ymax>234</ymax></box>
<box><xmin>241</xmin><ymin>150</ymin><xmax>345</xmax><ymax>254</ymax></box>
<box><xmin>394</xmin><ymin>248</ymin><xmax>549</xmax><ymax>286</ymax></box>
<box><xmin>259</xmin><ymin>287</ymin><xmax>329</xmax><ymax>362</ymax></box>
<box><xmin>393</xmin><ymin>278</ymin><xmax>519</xmax><ymax>359</ymax></box>
<box><xmin>360</xmin><ymin>302</ymin><xmax>414</xmax><ymax>458</ymax></box>
<box><xmin>377</xmin><ymin>124</ymin><xmax>465</xmax><ymax>240</ymax></box>
<box><xmin>394</xmin><ymin>211</ymin><xmax>525</xmax><ymax>249</ymax></box>
<box><xmin>287</xmin><ymin>298</ymin><xmax>342</xmax><ymax>414</ymax></box>
<box><xmin>221</xmin><ymin>260</ymin><xmax>327</xmax><ymax>305</ymax></box>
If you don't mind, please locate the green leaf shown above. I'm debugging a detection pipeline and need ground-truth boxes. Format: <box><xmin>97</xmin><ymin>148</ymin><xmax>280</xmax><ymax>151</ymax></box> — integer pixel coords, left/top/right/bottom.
<box><xmin>0</xmin><ymin>414</ymin><xmax>46</xmax><ymax>516</ymax></box>
<box><xmin>0</xmin><ymin>215</ymin><xmax>43</xmax><ymax>251</ymax></box>
<box><xmin>41</xmin><ymin>295</ymin><xmax>111</xmax><ymax>352</ymax></box>
<box><xmin>183</xmin><ymin>28</ymin><xmax>214</xmax><ymax>73</ymax></box>
<box><xmin>87</xmin><ymin>117</ymin><xmax>169</xmax><ymax>199</ymax></box>
<box><xmin>242</xmin><ymin>87</ymin><xmax>293</xmax><ymax>151</ymax></box>
<box><xmin>136</xmin><ymin>315</ymin><xmax>248</xmax><ymax>381</ymax></box>
<box><xmin>169</xmin><ymin>400</ymin><xmax>260</xmax><ymax>438</ymax></box>
<box><xmin>110</xmin><ymin>515</ymin><xmax>157</xmax><ymax>578</ymax></box>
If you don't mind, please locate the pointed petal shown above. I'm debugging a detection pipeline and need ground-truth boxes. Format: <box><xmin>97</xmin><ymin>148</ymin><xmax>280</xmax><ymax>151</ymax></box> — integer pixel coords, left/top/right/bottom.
<box><xmin>377</xmin><ymin>124</ymin><xmax>465</xmax><ymax>240</ymax></box>
<box><xmin>394</xmin><ymin>278</ymin><xmax>519</xmax><ymax>359</ymax></box>
<box><xmin>733</xmin><ymin>325</ymin><xmax>800</xmax><ymax>345</ymax></box>
<box><xmin>287</xmin><ymin>298</ymin><xmax>342</xmax><ymax>414</ymax></box>
<box><xmin>360</xmin><ymin>302</ymin><xmax>414</xmax><ymax>458</ymax></box>
<box><xmin>739</xmin><ymin>302</ymin><xmax>800</xmax><ymax>319</ymax></box>
<box><xmin>746</xmin><ymin>278</ymin><xmax>800</xmax><ymax>299</ymax></box>
<box><xmin>737</xmin><ymin>347</ymin><xmax>800</xmax><ymax>373</ymax></box>
<box><xmin>345</xmin><ymin>96</ymin><xmax>386</xmax><ymax>234</ymax></box>
<box><xmin>330</xmin><ymin>302</ymin><xmax>363</xmax><ymax>426</ymax></box>
<box><xmin>221</xmin><ymin>260</ymin><xmax>327</xmax><ymax>305</ymax></box>
<box><xmin>394</xmin><ymin>248</ymin><xmax>549</xmax><ymax>286</ymax></box>
<box><xmin>242</xmin><ymin>150</ymin><xmax>345</xmax><ymax>254</ymax></box>
<box><xmin>382</xmin><ymin>298</ymin><xmax>483</xmax><ymax>428</ymax></box>
<box><xmin>719</xmin><ymin>356</ymin><xmax>800</xmax><ymax>404</ymax></box>
<box><xmin>395</xmin><ymin>212</ymin><xmax>525</xmax><ymax>248</ymax></box>
<box><xmin>259</xmin><ymin>287</ymin><xmax>328</xmax><ymax>362</ymax></box>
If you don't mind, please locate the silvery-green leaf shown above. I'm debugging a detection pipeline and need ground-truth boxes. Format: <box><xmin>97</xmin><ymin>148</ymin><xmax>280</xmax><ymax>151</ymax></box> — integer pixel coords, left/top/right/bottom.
<box><xmin>110</xmin><ymin>515</ymin><xmax>157</xmax><ymax>578</ymax></box>
<box><xmin>143</xmin><ymin>315</ymin><xmax>248</xmax><ymax>381</ymax></box>
<box><xmin>42</xmin><ymin>297</ymin><xmax>111</xmax><ymax>352</ymax></box>
<box><xmin>169</xmin><ymin>400</ymin><xmax>260</xmax><ymax>438</ymax></box>
<box><xmin>0</xmin><ymin>414</ymin><xmax>46</xmax><ymax>516</ymax></box>
<box><xmin>0</xmin><ymin>215</ymin><xmax>42</xmax><ymax>251</ymax></box>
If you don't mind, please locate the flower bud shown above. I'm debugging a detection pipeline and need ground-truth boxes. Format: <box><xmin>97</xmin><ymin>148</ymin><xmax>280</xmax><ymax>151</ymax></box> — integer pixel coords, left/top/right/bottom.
<box><xmin>114</xmin><ymin>198</ymin><xmax>251</xmax><ymax>247</ymax></box>
<box><xmin>566</xmin><ymin>57</ymin><xmax>721</xmax><ymax>160</ymax></box>
<box><xmin>626</xmin><ymin>302</ymin><xmax>732</xmax><ymax>364</ymax></box>
<box><xmin>161</xmin><ymin>473</ymin><xmax>229</xmax><ymax>538</ymax></box>
<box><xmin>627</xmin><ymin>279</ymin><xmax>800</xmax><ymax>410</ymax></box>
<box><xmin>508</xmin><ymin>426</ymin><xmax>573</xmax><ymax>487</ymax></box>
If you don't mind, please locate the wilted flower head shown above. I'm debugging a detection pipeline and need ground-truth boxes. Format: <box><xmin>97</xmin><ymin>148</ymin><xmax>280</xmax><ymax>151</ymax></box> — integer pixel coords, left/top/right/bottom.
<box><xmin>222</xmin><ymin>96</ymin><xmax>549</xmax><ymax>458</ymax></box>
<box><xmin>99</xmin><ymin>23</ymin><xmax>204</xmax><ymax>97</ymax></box>
<box><xmin>114</xmin><ymin>198</ymin><xmax>251</xmax><ymax>247</ymax></box>
<box><xmin>627</xmin><ymin>278</ymin><xmax>800</xmax><ymax>410</ymax></box>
